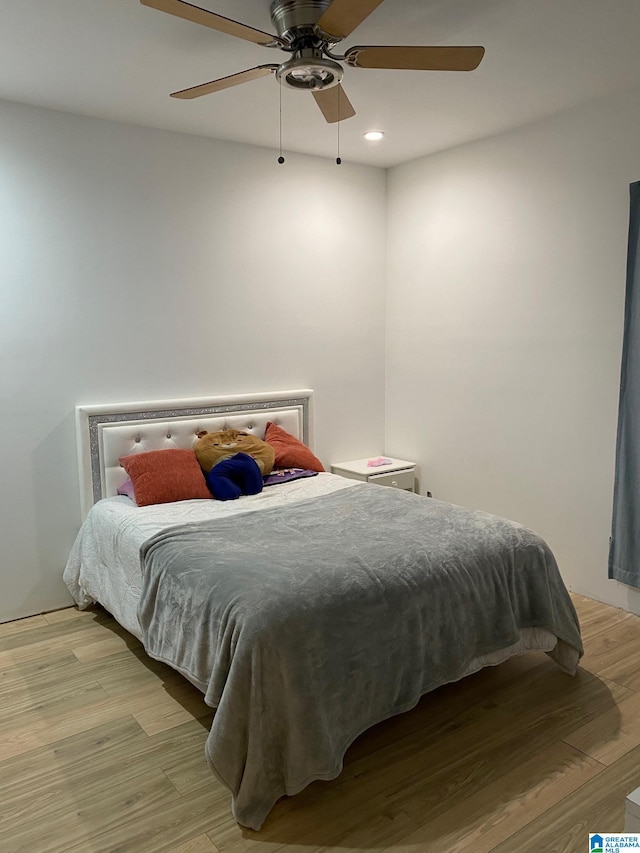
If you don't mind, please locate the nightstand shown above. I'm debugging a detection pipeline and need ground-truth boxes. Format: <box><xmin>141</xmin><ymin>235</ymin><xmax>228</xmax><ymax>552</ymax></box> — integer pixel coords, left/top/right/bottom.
<box><xmin>626</xmin><ymin>787</ymin><xmax>640</xmax><ymax>831</ymax></box>
<box><xmin>331</xmin><ymin>457</ymin><xmax>417</xmax><ymax>493</ymax></box>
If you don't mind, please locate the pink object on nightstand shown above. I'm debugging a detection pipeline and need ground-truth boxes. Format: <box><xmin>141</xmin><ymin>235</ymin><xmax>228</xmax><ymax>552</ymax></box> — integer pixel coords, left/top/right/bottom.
<box><xmin>367</xmin><ymin>457</ymin><xmax>393</xmax><ymax>467</ymax></box>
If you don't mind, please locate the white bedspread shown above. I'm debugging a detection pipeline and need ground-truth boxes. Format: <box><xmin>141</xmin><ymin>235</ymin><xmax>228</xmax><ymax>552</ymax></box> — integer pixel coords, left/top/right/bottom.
<box><xmin>64</xmin><ymin>473</ymin><xmax>359</xmax><ymax>640</ymax></box>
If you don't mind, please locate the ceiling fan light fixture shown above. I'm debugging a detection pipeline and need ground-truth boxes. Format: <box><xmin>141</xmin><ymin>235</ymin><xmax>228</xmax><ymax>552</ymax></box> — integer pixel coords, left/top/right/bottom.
<box><xmin>364</xmin><ymin>130</ymin><xmax>384</xmax><ymax>141</ymax></box>
<box><xmin>276</xmin><ymin>54</ymin><xmax>343</xmax><ymax>90</ymax></box>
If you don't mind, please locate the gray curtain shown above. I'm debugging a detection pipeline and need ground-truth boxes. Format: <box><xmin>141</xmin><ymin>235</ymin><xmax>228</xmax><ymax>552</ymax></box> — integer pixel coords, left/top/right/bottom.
<box><xmin>609</xmin><ymin>181</ymin><xmax>640</xmax><ymax>587</ymax></box>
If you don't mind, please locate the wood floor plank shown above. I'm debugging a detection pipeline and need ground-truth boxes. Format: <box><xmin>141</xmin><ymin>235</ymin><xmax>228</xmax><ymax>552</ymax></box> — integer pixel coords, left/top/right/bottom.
<box><xmin>0</xmin><ymin>678</ymin><xmax>111</xmax><ymax>732</ymax></box>
<box><xmin>0</xmin><ymin>715</ymin><xmax>146</xmax><ymax>798</ymax></box>
<box><xmin>43</xmin><ymin>606</ymin><xmax>96</xmax><ymax>625</ymax></box>
<box><xmin>163</xmin><ymin>752</ymin><xmax>213</xmax><ymax>795</ymax></box>
<box><xmin>0</xmin><ymin>681</ymin><xmax>113</xmax><ymax>761</ymax></box>
<box><xmin>599</xmin><ymin>647</ymin><xmax>640</xmax><ymax>692</ymax></box>
<box><xmin>0</xmin><ymin>725</ymin><xmax>41</xmax><ymax>764</ymax></box>
<box><xmin>563</xmin><ymin>689</ymin><xmax>640</xmax><ymax>765</ymax></box>
<box><xmin>72</xmin><ymin>633</ymin><xmax>134</xmax><ymax>662</ymax></box>
<box><xmin>0</xmin><ymin>648</ymin><xmax>89</xmax><ymax>695</ymax></box>
<box><xmin>579</xmin><ymin>615</ymin><xmax>640</xmax><ymax>678</ymax></box>
<box><xmin>42</xmin><ymin>607</ymin><xmax>95</xmax><ymax>625</ymax></box>
<box><xmin>0</xmin><ymin>613</ymin><xmax>48</xmax><ymax>636</ymax></box>
<box><xmin>0</xmin><ymin>621</ymin><xmax>124</xmax><ymax>669</ymax></box>
<box><xmin>1</xmin><ymin>768</ymin><xmax>181</xmax><ymax>853</ymax></box>
<box><xmin>571</xmin><ymin>595</ymin><xmax>632</xmax><ymax>641</ymax></box>
<box><xmin>0</xmin><ymin>675</ymin><xmax>206</xmax><ymax>761</ymax></box>
<box><xmin>94</xmin><ymin>651</ymin><xmax>178</xmax><ymax>688</ymax></box>
<box><xmin>134</xmin><ymin>701</ymin><xmax>205</xmax><ymax>736</ymax></box>
<box><xmin>0</xmin><ymin>614</ymin><xmax>104</xmax><ymax>653</ymax></box>
<box><xmin>133</xmin><ymin>678</ymin><xmax>211</xmax><ymax>735</ymax></box>
<box><xmin>42</xmin><ymin>686</ymin><xmax>199</xmax><ymax>742</ymax></box>
<box><xmin>205</xmin><ymin>817</ymin><xmax>281</xmax><ymax>853</ymax></box>
<box><xmin>487</xmin><ymin>743</ymin><xmax>640</xmax><ymax>852</ymax></box>
<box><xmin>169</xmin><ymin>835</ymin><xmax>221</xmax><ymax>853</ymax></box>
<box><xmin>63</xmin><ymin>784</ymin><xmax>232</xmax><ymax>853</ymax></box>
<box><xmin>92</xmin><ymin>647</ymin><xmax>192</xmax><ymax>696</ymax></box>
<box><xmin>208</xmin><ymin>795</ymin><xmax>419</xmax><ymax>853</ymax></box>
<box><xmin>379</xmin><ymin>742</ymin><xmax>603</xmax><ymax>853</ymax></box>
<box><xmin>0</xmin><ymin>717</ymin><xmax>208</xmax><ymax>828</ymax></box>
<box><xmin>294</xmin><ymin>807</ymin><xmax>419</xmax><ymax>853</ymax></box>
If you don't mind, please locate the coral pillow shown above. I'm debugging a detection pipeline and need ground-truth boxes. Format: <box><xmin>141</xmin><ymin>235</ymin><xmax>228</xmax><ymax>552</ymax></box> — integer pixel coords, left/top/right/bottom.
<box><xmin>264</xmin><ymin>422</ymin><xmax>325</xmax><ymax>472</ymax></box>
<box><xmin>119</xmin><ymin>449</ymin><xmax>211</xmax><ymax>507</ymax></box>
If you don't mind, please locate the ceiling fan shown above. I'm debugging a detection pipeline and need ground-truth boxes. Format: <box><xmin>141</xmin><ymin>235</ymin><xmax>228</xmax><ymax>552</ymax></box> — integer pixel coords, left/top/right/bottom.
<box><xmin>140</xmin><ymin>0</ymin><xmax>485</xmax><ymax>123</ymax></box>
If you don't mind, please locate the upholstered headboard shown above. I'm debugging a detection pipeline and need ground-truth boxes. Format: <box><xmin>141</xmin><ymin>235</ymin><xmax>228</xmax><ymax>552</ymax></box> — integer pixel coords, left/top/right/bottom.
<box><xmin>76</xmin><ymin>389</ymin><xmax>314</xmax><ymax>519</ymax></box>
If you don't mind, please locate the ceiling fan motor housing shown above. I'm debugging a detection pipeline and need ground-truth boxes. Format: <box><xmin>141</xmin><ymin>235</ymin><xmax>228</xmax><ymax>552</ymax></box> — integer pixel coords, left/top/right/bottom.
<box><xmin>270</xmin><ymin>0</ymin><xmax>333</xmax><ymax>43</ymax></box>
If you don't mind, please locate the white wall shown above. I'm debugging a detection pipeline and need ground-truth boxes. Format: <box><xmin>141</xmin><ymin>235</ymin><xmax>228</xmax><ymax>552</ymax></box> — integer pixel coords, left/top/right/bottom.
<box><xmin>6</xmin><ymin>80</ymin><xmax>640</xmax><ymax>623</ymax></box>
<box><xmin>386</xmin><ymin>82</ymin><xmax>640</xmax><ymax>612</ymax></box>
<box><xmin>0</xmin><ymin>100</ymin><xmax>387</xmax><ymax>622</ymax></box>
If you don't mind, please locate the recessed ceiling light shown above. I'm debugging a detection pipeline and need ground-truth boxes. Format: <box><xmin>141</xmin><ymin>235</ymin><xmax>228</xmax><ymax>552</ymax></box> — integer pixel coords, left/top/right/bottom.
<box><xmin>363</xmin><ymin>131</ymin><xmax>384</xmax><ymax>142</ymax></box>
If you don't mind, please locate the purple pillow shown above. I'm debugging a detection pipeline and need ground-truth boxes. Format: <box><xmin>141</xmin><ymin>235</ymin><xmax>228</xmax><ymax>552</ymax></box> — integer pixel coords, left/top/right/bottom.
<box><xmin>117</xmin><ymin>477</ymin><xmax>137</xmax><ymax>503</ymax></box>
<box><xmin>263</xmin><ymin>468</ymin><xmax>318</xmax><ymax>487</ymax></box>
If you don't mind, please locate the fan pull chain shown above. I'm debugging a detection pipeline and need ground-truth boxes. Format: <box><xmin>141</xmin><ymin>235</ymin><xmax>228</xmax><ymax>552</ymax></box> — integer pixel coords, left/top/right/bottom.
<box><xmin>336</xmin><ymin>87</ymin><xmax>342</xmax><ymax>165</ymax></box>
<box><xmin>278</xmin><ymin>84</ymin><xmax>285</xmax><ymax>164</ymax></box>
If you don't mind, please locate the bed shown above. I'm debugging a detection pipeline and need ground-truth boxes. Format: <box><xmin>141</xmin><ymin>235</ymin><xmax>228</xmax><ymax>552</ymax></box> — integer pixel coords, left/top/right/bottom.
<box><xmin>64</xmin><ymin>389</ymin><xmax>583</xmax><ymax>831</ymax></box>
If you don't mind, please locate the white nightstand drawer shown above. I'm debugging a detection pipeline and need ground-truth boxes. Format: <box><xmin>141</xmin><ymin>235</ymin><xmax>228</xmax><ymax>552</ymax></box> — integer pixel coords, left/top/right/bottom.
<box><xmin>331</xmin><ymin>456</ymin><xmax>417</xmax><ymax>493</ymax></box>
<box><xmin>367</xmin><ymin>468</ymin><xmax>415</xmax><ymax>491</ymax></box>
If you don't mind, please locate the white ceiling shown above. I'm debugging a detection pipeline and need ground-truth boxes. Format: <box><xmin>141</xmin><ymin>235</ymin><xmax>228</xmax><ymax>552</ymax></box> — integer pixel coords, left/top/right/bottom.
<box><xmin>2</xmin><ymin>0</ymin><xmax>640</xmax><ymax>168</ymax></box>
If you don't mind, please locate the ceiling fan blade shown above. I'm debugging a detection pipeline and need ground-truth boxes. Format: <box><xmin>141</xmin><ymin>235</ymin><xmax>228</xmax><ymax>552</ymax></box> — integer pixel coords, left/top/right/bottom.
<box><xmin>345</xmin><ymin>45</ymin><xmax>485</xmax><ymax>71</ymax></box>
<box><xmin>170</xmin><ymin>65</ymin><xmax>278</xmax><ymax>99</ymax></box>
<box><xmin>312</xmin><ymin>84</ymin><xmax>356</xmax><ymax>123</ymax></box>
<box><xmin>316</xmin><ymin>0</ymin><xmax>385</xmax><ymax>40</ymax></box>
<box><xmin>140</xmin><ymin>0</ymin><xmax>284</xmax><ymax>47</ymax></box>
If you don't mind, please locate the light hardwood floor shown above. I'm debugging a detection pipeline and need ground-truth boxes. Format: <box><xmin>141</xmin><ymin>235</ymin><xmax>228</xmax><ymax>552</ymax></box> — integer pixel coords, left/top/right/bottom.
<box><xmin>1</xmin><ymin>594</ymin><xmax>639</xmax><ymax>853</ymax></box>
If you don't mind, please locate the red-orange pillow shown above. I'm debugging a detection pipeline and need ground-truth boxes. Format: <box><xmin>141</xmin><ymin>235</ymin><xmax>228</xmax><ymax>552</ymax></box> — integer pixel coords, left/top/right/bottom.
<box><xmin>264</xmin><ymin>422</ymin><xmax>325</xmax><ymax>472</ymax></box>
<box><xmin>119</xmin><ymin>448</ymin><xmax>211</xmax><ymax>507</ymax></box>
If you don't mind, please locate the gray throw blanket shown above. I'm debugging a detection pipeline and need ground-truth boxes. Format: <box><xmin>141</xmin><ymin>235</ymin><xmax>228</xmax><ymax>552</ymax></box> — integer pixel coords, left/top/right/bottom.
<box><xmin>137</xmin><ymin>485</ymin><xmax>582</xmax><ymax>830</ymax></box>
